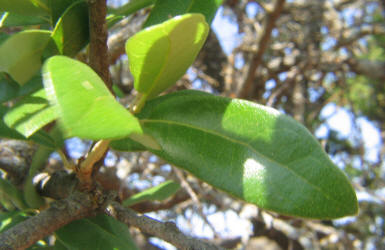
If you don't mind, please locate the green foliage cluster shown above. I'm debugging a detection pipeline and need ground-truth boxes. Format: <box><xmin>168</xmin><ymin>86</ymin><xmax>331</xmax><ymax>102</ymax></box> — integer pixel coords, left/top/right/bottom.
<box><xmin>0</xmin><ymin>0</ymin><xmax>358</xmax><ymax>248</ymax></box>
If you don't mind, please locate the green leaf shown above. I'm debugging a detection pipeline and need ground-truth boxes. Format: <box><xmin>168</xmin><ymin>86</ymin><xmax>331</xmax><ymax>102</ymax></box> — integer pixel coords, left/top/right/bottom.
<box><xmin>0</xmin><ymin>106</ymin><xmax>56</xmax><ymax>148</ymax></box>
<box><xmin>189</xmin><ymin>0</ymin><xmax>222</xmax><ymax>24</ymax></box>
<box><xmin>55</xmin><ymin>214</ymin><xmax>137</xmax><ymax>250</ymax></box>
<box><xmin>126</xmin><ymin>13</ymin><xmax>209</xmax><ymax>100</ymax></box>
<box><xmin>0</xmin><ymin>73</ymin><xmax>43</xmax><ymax>103</ymax></box>
<box><xmin>0</xmin><ymin>30</ymin><xmax>51</xmax><ymax>85</ymax></box>
<box><xmin>23</xmin><ymin>146</ymin><xmax>51</xmax><ymax>208</ymax></box>
<box><xmin>51</xmin><ymin>1</ymin><xmax>89</xmax><ymax>57</ymax></box>
<box><xmin>144</xmin><ymin>0</ymin><xmax>222</xmax><ymax>27</ymax></box>
<box><xmin>48</xmin><ymin>0</ymin><xmax>78</xmax><ymax>25</ymax></box>
<box><xmin>0</xmin><ymin>73</ymin><xmax>19</xmax><ymax>102</ymax></box>
<box><xmin>0</xmin><ymin>12</ymin><xmax>48</xmax><ymax>27</ymax></box>
<box><xmin>112</xmin><ymin>0</ymin><xmax>155</xmax><ymax>17</ymax></box>
<box><xmin>110</xmin><ymin>137</ymin><xmax>146</xmax><ymax>151</ymax></box>
<box><xmin>117</xmin><ymin>90</ymin><xmax>358</xmax><ymax>219</ymax></box>
<box><xmin>123</xmin><ymin>180</ymin><xmax>180</xmax><ymax>206</ymax></box>
<box><xmin>0</xmin><ymin>177</ymin><xmax>27</xmax><ymax>210</ymax></box>
<box><xmin>4</xmin><ymin>88</ymin><xmax>57</xmax><ymax>138</ymax></box>
<box><xmin>0</xmin><ymin>0</ymin><xmax>49</xmax><ymax>16</ymax></box>
<box><xmin>0</xmin><ymin>211</ymin><xmax>30</xmax><ymax>233</ymax></box>
<box><xmin>42</xmin><ymin>56</ymin><xmax>143</xmax><ymax>140</ymax></box>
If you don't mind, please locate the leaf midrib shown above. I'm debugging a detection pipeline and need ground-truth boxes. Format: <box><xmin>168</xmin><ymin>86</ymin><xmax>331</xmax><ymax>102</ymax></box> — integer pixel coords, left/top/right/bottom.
<box><xmin>141</xmin><ymin>118</ymin><xmax>344</xmax><ymax>207</ymax></box>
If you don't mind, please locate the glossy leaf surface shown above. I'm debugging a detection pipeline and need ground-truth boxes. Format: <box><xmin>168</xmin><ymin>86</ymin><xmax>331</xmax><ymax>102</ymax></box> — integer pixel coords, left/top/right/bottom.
<box><xmin>42</xmin><ymin>56</ymin><xmax>142</xmax><ymax>140</ymax></box>
<box><xmin>51</xmin><ymin>1</ymin><xmax>89</xmax><ymax>57</ymax></box>
<box><xmin>4</xmin><ymin>88</ymin><xmax>57</xmax><ymax>137</ymax></box>
<box><xmin>126</xmin><ymin>13</ymin><xmax>209</xmax><ymax>99</ymax></box>
<box><xmin>0</xmin><ymin>30</ymin><xmax>51</xmax><ymax>85</ymax></box>
<box><xmin>123</xmin><ymin>180</ymin><xmax>180</xmax><ymax>206</ymax></box>
<box><xmin>55</xmin><ymin>214</ymin><xmax>137</xmax><ymax>250</ymax></box>
<box><xmin>144</xmin><ymin>0</ymin><xmax>222</xmax><ymax>27</ymax></box>
<box><xmin>116</xmin><ymin>90</ymin><xmax>358</xmax><ymax>219</ymax></box>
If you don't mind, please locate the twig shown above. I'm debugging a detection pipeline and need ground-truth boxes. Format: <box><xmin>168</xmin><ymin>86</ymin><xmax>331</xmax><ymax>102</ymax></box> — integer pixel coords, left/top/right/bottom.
<box><xmin>0</xmin><ymin>191</ymin><xmax>96</xmax><ymax>250</ymax></box>
<box><xmin>174</xmin><ymin>168</ymin><xmax>220</xmax><ymax>239</ymax></box>
<box><xmin>78</xmin><ymin>140</ymin><xmax>110</xmax><ymax>189</ymax></box>
<box><xmin>88</xmin><ymin>0</ymin><xmax>112</xmax><ymax>90</ymax></box>
<box><xmin>238</xmin><ymin>0</ymin><xmax>286</xmax><ymax>99</ymax></box>
<box><xmin>105</xmin><ymin>201</ymin><xmax>224</xmax><ymax>250</ymax></box>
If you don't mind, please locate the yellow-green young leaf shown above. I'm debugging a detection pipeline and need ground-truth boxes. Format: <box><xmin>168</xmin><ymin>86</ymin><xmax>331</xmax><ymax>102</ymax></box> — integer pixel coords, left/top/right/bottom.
<box><xmin>51</xmin><ymin>0</ymin><xmax>89</xmax><ymax>57</ymax></box>
<box><xmin>42</xmin><ymin>56</ymin><xmax>143</xmax><ymax>140</ymax></box>
<box><xmin>55</xmin><ymin>214</ymin><xmax>138</xmax><ymax>250</ymax></box>
<box><xmin>0</xmin><ymin>30</ymin><xmax>51</xmax><ymax>85</ymax></box>
<box><xmin>126</xmin><ymin>13</ymin><xmax>209</xmax><ymax>100</ymax></box>
<box><xmin>115</xmin><ymin>90</ymin><xmax>358</xmax><ymax>219</ymax></box>
<box><xmin>4</xmin><ymin>88</ymin><xmax>57</xmax><ymax>137</ymax></box>
<box><xmin>123</xmin><ymin>180</ymin><xmax>180</xmax><ymax>206</ymax></box>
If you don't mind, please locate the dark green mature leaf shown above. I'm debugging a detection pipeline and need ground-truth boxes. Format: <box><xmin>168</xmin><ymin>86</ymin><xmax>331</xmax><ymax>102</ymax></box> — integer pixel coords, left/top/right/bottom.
<box><xmin>55</xmin><ymin>214</ymin><xmax>137</xmax><ymax>250</ymax></box>
<box><xmin>4</xmin><ymin>88</ymin><xmax>57</xmax><ymax>137</ymax></box>
<box><xmin>48</xmin><ymin>0</ymin><xmax>78</xmax><ymax>25</ymax></box>
<box><xmin>112</xmin><ymin>0</ymin><xmax>155</xmax><ymax>17</ymax></box>
<box><xmin>0</xmin><ymin>0</ymin><xmax>48</xmax><ymax>16</ymax></box>
<box><xmin>144</xmin><ymin>0</ymin><xmax>222</xmax><ymax>27</ymax></box>
<box><xmin>0</xmin><ymin>211</ymin><xmax>30</xmax><ymax>233</ymax></box>
<box><xmin>110</xmin><ymin>136</ymin><xmax>146</xmax><ymax>151</ymax></box>
<box><xmin>42</xmin><ymin>56</ymin><xmax>143</xmax><ymax>140</ymax></box>
<box><xmin>0</xmin><ymin>177</ymin><xmax>27</xmax><ymax>209</ymax></box>
<box><xmin>126</xmin><ymin>14</ymin><xmax>209</xmax><ymax>100</ymax></box>
<box><xmin>0</xmin><ymin>73</ymin><xmax>18</xmax><ymax>102</ymax></box>
<box><xmin>123</xmin><ymin>180</ymin><xmax>180</xmax><ymax>206</ymax></box>
<box><xmin>51</xmin><ymin>1</ymin><xmax>89</xmax><ymax>57</ymax></box>
<box><xmin>0</xmin><ymin>12</ymin><xmax>48</xmax><ymax>27</ymax></box>
<box><xmin>0</xmin><ymin>73</ymin><xmax>43</xmax><ymax>103</ymax></box>
<box><xmin>114</xmin><ymin>90</ymin><xmax>358</xmax><ymax>219</ymax></box>
<box><xmin>0</xmin><ymin>106</ymin><xmax>56</xmax><ymax>148</ymax></box>
<box><xmin>0</xmin><ymin>30</ymin><xmax>51</xmax><ymax>85</ymax></box>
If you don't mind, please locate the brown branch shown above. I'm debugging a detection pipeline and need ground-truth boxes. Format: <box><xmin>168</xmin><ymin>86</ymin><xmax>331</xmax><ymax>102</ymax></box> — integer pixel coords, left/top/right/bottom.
<box><xmin>105</xmin><ymin>201</ymin><xmax>224</xmax><ymax>250</ymax></box>
<box><xmin>88</xmin><ymin>0</ymin><xmax>112</xmax><ymax>90</ymax></box>
<box><xmin>0</xmin><ymin>191</ymin><xmax>96</xmax><ymax>250</ymax></box>
<box><xmin>346</xmin><ymin>58</ymin><xmax>385</xmax><ymax>81</ymax></box>
<box><xmin>238</xmin><ymin>0</ymin><xmax>286</xmax><ymax>99</ymax></box>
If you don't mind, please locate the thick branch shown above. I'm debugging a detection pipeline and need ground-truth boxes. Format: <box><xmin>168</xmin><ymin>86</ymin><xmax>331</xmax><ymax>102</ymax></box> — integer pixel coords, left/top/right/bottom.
<box><xmin>239</xmin><ymin>0</ymin><xmax>286</xmax><ymax>99</ymax></box>
<box><xmin>88</xmin><ymin>0</ymin><xmax>112</xmax><ymax>90</ymax></box>
<box><xmin>0</xmin><ymin>192</ymin><xmax>96</xmax><ymax>250</ymax></box>
<box><xmin>105</xmin><ymin>201</ymin><xmax>224</xmax><ymax>250</ymax></box>
<box><xmin>347</xmin><ymin>58</ymin><xmax>385</xmax><ymax>81</ymax></box>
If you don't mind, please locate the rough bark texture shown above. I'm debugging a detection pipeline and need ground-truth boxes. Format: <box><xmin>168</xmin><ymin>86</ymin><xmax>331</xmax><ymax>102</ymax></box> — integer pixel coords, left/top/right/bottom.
<box><xmin>88</xmin><ymin>0</ymin><xmax>112</xmax><ymax>89</ymax></box>
<box><xmin>0</xmin><ymin>192</ymin><xmax>96</xmax><ymax>250</ymax></box>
